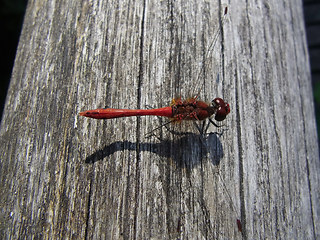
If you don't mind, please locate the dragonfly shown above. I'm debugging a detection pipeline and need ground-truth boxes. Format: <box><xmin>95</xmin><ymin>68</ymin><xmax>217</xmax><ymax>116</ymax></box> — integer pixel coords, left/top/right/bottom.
<box><xmin>80</xmin><ymin>6</ymin><xmax>242</xmax><ymax>233</ymax></box>
<box><xmin>79</xmin><ymin>97</ymin><xmax>230</xmax><ymax>126</ymax></box>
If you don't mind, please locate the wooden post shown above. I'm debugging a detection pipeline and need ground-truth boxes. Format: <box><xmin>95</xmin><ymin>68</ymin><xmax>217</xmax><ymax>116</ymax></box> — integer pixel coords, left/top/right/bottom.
<box><xmin>1</xmin><ymin>0</ymin><xmax>319</xmax><ymax>239</ymax></box>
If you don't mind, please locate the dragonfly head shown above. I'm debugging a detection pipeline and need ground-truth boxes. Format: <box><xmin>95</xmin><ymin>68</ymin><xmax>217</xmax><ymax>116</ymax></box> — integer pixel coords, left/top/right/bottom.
<box><xmin>212</xmin><ymin>98</ymin><xmax>230</xmax><ymax>121</ymax></box>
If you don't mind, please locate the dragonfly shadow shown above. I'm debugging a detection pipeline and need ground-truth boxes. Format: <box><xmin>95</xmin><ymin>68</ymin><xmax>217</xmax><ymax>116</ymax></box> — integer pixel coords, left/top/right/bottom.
<box><xmin>84</xmin><ymin>132</ymin><xmax>224</xmax><ymax>168</ymax></box>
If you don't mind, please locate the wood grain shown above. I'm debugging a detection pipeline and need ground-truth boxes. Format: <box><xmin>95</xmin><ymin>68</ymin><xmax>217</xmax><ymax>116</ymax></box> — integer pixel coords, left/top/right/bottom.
<box><xmin>0</xmin><ymin>0</ymin><xmax>319</xmax><ymax>239</ymax></box>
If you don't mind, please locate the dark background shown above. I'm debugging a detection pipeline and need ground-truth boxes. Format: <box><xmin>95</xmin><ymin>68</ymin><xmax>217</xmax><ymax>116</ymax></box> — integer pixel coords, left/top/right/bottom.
<box><xmin>1</xmin><ymin>0</ymin><xmax>319</xmax><ymax>142</ymax></box>
<box><xmin>0</xmin><ymin>0</ymin><xmax>27</xmax><ymax>120</ymax></box>
<box><xmin>305</xmin><ymin>0</ymin><xmax>320</xmax><ymax>143</ymax></box>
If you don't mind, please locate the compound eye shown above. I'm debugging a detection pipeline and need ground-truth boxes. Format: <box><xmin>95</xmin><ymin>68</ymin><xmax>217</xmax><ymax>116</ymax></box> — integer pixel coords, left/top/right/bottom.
<box><xmin>212</xmin><ymin>98</ymin><xmax>223</xmax><ymax>107</ymax></box>
<box><xmin>215</xmin><ymin>108</ymin><xmax>227</xmax><ymax>121</ymax></box>
<box><xmin>212</xmin><ymin>98</ymin><xmax>230</xmax><ymax>121</ymax></box>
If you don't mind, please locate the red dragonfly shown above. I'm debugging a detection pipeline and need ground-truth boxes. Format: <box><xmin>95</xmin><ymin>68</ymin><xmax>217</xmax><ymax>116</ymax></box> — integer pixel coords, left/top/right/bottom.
<box><xmin>79</xmin><ymin>97</ymin><xmax>230</xmax><ymax>127</ymax></box>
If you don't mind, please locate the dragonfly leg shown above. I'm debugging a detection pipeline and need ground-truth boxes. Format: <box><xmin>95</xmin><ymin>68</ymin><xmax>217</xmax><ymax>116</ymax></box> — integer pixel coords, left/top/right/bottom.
<box><xmin>204</xmin><ymin>119</ymin><xmax>211</xmax><ymax>134</ymax></box>
<box><xmin>193</xmin><ymin>121</ymin><xmax>211</xmax><ymax>138</ymax></box>
<box><xmin>209</xmin><ymin>118</ymin><xmax>222</xmax><ymax>128</ymax></box>
<box><xmin>144</xmin><ymin>120</ymin><xmax>173</xmax><ymax>139</ymax></box>
<box><xmin>193</xmin><ymin>122</ymin><xmax>203</xmax><ymax>135</ymax></box>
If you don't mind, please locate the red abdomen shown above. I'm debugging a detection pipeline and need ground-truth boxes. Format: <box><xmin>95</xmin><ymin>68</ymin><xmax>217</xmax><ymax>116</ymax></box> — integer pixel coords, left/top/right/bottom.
<box><xmin>79</xmin><ymin>107</ymin><xmax>173</xmax><ymax>119</ymax></box>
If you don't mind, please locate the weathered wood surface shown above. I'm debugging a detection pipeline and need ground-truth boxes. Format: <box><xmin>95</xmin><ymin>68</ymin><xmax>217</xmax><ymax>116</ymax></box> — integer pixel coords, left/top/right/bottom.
<box><xmin>0</xmin><ymin>0</ymin><xmax>319</xmax><ymax>239</ymax></box>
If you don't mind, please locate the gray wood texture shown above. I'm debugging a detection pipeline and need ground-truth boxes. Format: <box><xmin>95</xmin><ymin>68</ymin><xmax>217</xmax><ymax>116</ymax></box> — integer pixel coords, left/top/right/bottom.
<box><xmin>1</xmin><ymin>0</ymin><xmax>319</xmax><ymax>239</ymax></box>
